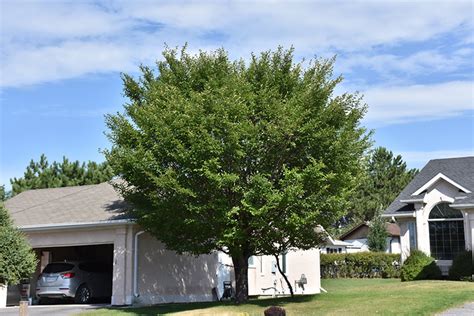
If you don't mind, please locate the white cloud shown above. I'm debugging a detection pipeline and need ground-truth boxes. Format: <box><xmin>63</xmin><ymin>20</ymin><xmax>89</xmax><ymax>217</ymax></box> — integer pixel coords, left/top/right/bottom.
<box><xmin>1</xmin><ymin>0</ymin><xmax>472</xmax><ymax>88</ymax></box>
<box><xmin>397</xmin><ymin>150</ymin><xmax>474</xmax><ymax>168</ymax></box>
<box><xmin>337</xmin><ymin>48</ymin><xmax>474</xmax><ymax>81</ymax></box>
<box><xmin>362</xmin><ymin>81</ymin><xmax>474</xmax><ymax>125</ymax></box>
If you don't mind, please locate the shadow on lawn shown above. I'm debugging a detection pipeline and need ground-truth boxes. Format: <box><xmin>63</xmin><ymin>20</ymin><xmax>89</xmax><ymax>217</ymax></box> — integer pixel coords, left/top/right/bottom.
<box><xmin>102</xmin><ymin>295</ymin><xmax>316</xmax><ymax>315</ymax></box>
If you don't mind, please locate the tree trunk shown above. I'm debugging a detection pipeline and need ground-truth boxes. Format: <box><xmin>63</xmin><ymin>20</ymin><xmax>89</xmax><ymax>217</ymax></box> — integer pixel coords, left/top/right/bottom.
<box><xmin>274</xmin><ymin>254</ymin><xmax>294</xmax><ymax>297</ymax></box>
<box><xmin>232</xmin><ymin>254</ymin><xmax>249</xmax><ymax>304</ymax></box>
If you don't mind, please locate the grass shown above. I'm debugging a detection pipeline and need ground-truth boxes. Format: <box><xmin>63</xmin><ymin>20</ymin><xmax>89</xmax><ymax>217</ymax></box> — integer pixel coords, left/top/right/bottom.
<box><xmin>79</xmin><ymin>279</ymin><xmax>474</xmax><ymax>316</ymax></box>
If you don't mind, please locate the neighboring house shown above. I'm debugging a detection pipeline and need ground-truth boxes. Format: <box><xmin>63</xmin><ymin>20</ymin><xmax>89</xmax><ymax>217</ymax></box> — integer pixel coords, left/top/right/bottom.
<box><xmin>339</xmin><ymin>222</ymin><xmax>401</xmax><ymax>254</ymax></box>
<box><xmin>382</xmin><ymin>156</ymin><xmax>474</xmax><ymax>275</ymax></box>
<box><xmin>4</xmin><ymin>182</ymin><xmax>320</xmax><ymax>306</ymax></box>
<box><xmin>317</xmin><ymin>226</ymin><xmax>361</xmax><ymax>254</ymax></box>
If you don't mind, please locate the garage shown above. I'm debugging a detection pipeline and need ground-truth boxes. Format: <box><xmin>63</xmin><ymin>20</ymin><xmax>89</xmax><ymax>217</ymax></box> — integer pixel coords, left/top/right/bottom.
<box><xmin>32</xmin><ymin>244</ymin><xmax>113</xmax><ymax>304</ymax></box>
<box><xmin>4</xmin><ymin>183</ymin><xmax>136</xmax><ymax>306</ymax></box>
<box><xmin>3</xmin><ymin>181</ymin><xmax>260</xmax><ymax>306</ymax></box>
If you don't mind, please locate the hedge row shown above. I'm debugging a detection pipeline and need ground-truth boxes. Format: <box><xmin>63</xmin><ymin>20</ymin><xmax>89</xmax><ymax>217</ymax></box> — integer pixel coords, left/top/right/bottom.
<box><xmin>321</xmin><ymin>252</ymin><xmax>401</xmax><ymax>278</ymax></box>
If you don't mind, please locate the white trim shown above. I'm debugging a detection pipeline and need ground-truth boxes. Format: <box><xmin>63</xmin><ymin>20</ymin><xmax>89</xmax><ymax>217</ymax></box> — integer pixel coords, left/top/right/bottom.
<box><xmin>427</xmin><ymin>218</ymin><xmax>464</xmax><ymax>222</ymax></box>
<box><xmin>18</xmin><ymin>219</ymin><xmax>133</xmax><ymax>231</ymax></box>
<box><xmin>412</xmin><ymin>173</ymin><xmax>471</xmax><ymax>196</ymax></box>
<box><xmin>400</xmin><ymin>198</ymin><xmax>424</xmax><ymax>203</ymax></box>
<box><xmin>381</xmin><ymin>212</ymin><xmax>415</xmax><ymax>218</ymax></box>
<box><xmin>450</xmin><ymin>203</ymin><xmax>474</xmax><ymax>209</ymax></box>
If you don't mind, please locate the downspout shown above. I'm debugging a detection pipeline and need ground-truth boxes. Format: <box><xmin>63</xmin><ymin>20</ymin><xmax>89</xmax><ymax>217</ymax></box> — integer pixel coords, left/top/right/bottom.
<box><xmin>133</xmin><ymin>230</ymin><xmax>145</xmax><ymax>298</ymax></box>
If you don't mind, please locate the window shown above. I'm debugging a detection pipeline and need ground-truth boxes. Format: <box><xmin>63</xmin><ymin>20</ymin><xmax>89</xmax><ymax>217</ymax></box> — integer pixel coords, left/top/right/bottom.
<box><xmin>43</xmin><ymin>263</ymin><xmax>74</xmax><ymax>273</ymax></box>
<box><xmin>408</xmin><ymin>222</ymin><xmax>417</xmax><ymax>250</ymax></box>
<box><xmin>428</xmin><ymin>203</ymin><xmax>465</xmax><ymax>260</ymax></box>
<box><xmin>248</xmin><ymin>256</ymin><xmax>255</xmax><ymax>266</ymax></box>
<box><xmin>281</xmin><ymin>252</ymin><xmax>287</xmax><ymax>274</ymax></box>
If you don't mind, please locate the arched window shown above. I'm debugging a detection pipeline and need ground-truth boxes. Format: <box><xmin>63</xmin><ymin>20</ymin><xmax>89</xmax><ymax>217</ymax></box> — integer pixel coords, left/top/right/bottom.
<box><xmin>428</xmin><ymin>203</ymin><xmax>465</xmax><ymax>260</ymax></box>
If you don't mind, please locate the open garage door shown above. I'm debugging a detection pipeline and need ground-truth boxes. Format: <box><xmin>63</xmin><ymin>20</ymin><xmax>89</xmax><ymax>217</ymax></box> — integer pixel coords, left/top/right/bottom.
<box><xmin>31</xmin><ymin>244</ymin><xmax>113</xmax><ymax>305</ymax></box>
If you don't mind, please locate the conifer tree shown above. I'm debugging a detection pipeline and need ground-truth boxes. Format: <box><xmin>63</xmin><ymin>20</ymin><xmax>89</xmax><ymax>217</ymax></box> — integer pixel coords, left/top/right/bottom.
<box><xmin>11</xmin><ymin>154</ymin><xmax>113</xmax><ymax>195</ymax></box>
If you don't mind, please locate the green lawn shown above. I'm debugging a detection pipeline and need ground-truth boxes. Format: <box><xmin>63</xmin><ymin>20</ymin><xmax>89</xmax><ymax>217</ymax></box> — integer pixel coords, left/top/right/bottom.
<box><xmin>80</xmin><ymin>279</ymin><xmax>474</xmax><ymax>316</ymax></box>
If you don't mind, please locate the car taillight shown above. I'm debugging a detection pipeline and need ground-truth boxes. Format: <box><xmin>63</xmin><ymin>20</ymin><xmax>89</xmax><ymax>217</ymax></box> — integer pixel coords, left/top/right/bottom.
<box><xmin>61</xmin><ymin>272</ymin><xmax>75</xmax><ymax>278</ymax></box>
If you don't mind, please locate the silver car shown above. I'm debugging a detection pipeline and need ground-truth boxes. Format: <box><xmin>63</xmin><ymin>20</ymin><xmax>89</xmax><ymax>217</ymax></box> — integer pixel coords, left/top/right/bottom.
<box><xmin>36</xmin><ymin>261</ymin><xmax>112</xmax><ymax>304</ymax></box>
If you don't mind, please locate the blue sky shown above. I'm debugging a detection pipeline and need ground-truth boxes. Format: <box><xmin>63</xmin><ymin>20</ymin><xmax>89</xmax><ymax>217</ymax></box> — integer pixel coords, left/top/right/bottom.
<box><xmin>1</xmin><ymin>0</ymin><xmax>473</xmax><ymax>189</ymax></box>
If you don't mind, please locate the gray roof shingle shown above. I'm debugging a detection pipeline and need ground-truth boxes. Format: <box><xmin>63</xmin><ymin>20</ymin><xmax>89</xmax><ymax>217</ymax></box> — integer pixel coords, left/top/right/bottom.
<box><xmin>4</xmin><ymin>182</ymin><xmax>130</xmax><ymax>227</ymax></box>
<box><xmin>451</xmin><ymin>193</ymin><xmax>474</xmax><ymax>206</ymax></box>
<box><xmin>384</xmin><ymin>156</ymin><xmax>474</xmax><ymax>215</ymax></box>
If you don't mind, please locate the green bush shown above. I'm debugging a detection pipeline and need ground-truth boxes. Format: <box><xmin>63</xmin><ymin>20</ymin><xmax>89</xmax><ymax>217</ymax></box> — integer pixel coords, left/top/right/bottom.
<box><xmin>400</xmin><ymin>250</ymin><xmax>442</xmax><ymax>282</ymax></box>
<box><xmin>320</xmin><ymin>252</ymin><xmax>400</xmax><ymax>278</ymax></box>
<box><xmin>0</xmin><ymin>204</ymin><xmax>37</xmax><ymax>285</ymax></box>
<box><xmin>449</xmin><ymin>251</ymin><xmax>473</xmax><ymax>281</ymax></box>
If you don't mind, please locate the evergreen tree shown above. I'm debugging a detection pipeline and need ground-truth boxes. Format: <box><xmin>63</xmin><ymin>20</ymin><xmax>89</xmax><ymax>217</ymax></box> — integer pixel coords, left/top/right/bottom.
<box><xmin>10</xmin><ymin>154</ymin><xmax>114</xmax><ymax>195</ymax></box>
<box><xmin>350</xmin><ymin>147</ymin><xmax>417</xmax><ymax>222</ymax></box>
<box><xmin>105</xmin><ymin>47</ymin><xmax>370</xmax><ymax>302</ymax></box>
<box><xmin>0</xmin><ymin>185</ymin><xmax>6</xmax><ymax>201</ymax></box>
<box><xmin>367</xmin><ymin>214</ymin><xmax>389</xmax><ymax>252</ymax></box>
<box><xmin>0</xmin><ymin>204</ymin><xmax>37</xmax><ymax>285</ymax></box>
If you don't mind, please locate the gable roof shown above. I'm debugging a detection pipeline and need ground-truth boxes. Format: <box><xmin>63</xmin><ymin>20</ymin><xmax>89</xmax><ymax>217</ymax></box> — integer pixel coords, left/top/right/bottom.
<box><xmin>412</xmin><ymin>173</ymin><xmax>471</xmax><ymax>195</ymax></box>
<box><xmin>384</xmin><ymin>156</ymin><xmax>474</xmax><ymax>215</ymax></box>
<box><xmin>339</xmin><ymin>222</ymin><xmax>400</xmax><ymax>240</ymax></box>
<box><xmin>4</xmin><ymin>182</ymin><xmax>130</xmax><ymax>228</ymax></box>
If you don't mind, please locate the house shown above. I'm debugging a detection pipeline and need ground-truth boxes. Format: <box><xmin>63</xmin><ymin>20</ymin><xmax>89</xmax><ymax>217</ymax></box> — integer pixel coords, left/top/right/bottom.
<box><xmin>339</xmin><ymin>222</ymin><xmax>401</xmax><ymax>254</ymax></box>
<box><xmin>382</xmin><ymin>156</ymin><xmax>474</xmax><ymax>275</ymax></box>
<box><xmin>316</xmin><ymin>225</ymin><xmax>361</xmax><ymax>254</ymax></box>
<box><xmin>3</xmin><ymin>182</ymin><xmax>320</xmax><ymax>306</ymax></box>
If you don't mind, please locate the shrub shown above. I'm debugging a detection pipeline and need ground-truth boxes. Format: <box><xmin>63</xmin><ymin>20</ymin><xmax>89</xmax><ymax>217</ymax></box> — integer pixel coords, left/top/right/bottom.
<box><xmin>264</xmin><ymin>306</ymin><xmax>286</xmax><ymax>316</ymax></box>
<box><xmin>320</xmin><ymin>252</ymin><xmax>400</xmax><ymax>278</ymax></box>
<box><xmin>449</xmin><ymin>251</ymin><xmax>473</xmax><ymax>281</ymax></box>
<box><xmin>400</xmin><ymin>250</ymin><xmax>441</xmax><ymax>282</ymax></box>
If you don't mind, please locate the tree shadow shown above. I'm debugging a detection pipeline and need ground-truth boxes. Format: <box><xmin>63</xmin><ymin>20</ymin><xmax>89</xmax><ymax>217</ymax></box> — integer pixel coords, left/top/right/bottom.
<box><xmin>97</xmin><ymin>295</ymin><xmax>316</xmax><ymax>315</ymax></box>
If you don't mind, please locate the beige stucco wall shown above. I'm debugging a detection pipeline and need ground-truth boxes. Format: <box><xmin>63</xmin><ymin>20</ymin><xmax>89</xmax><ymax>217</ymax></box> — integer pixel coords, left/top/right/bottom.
<box><xmin>248</xmin><ymin>249</ymin><xmax>320</xmax><ymax>296</ymax></box>
<box><xmin>20</xmin><ymin>224</ymin><xmax>322</xmax><ymax>306</ymax></box>
<box><xmin>135</xmin><ymin>233</ymin><xmax>219</xmax><ymax>305</ymax></box>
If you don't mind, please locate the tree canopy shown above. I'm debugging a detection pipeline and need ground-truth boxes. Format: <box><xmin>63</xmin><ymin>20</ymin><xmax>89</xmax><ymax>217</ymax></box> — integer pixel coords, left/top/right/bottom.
<box><xmin>0</xmin><ymin>203</ymin><xmax>37</xmax><ymax>285</ymax></box>
<box><xmin>11</xmin><ymin>154</ymin><xmax>113</xmax><ymax>195</ymax></box>
<box><xmin>349</xmin><ymin>147</ymin><xmax>417</xmax><ymax>223</ymax></box>
<box><xmin>105</xmin><ymin>47</ymin><xmax>371</xmax><ymax>302</ymax></box>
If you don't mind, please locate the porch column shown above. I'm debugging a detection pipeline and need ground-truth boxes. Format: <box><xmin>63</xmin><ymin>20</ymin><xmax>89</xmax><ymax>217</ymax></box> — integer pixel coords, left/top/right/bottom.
<box><xmin>112</xmin><ymin>226</ymin><xmax>134</xmax><ymax>305</ymax></box>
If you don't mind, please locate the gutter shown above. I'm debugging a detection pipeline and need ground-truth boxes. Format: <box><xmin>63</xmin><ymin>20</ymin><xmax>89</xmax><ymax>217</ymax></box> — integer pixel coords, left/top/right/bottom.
<box><xmin>400</xmin><ymin>198</ymin><xmax>424</xmax><ymax>203</ymax></box>
<box><xmin>450</xmin><ymin>203</ymin><xmax>474</xmax><ymax>210</ymax></box>
<box><xmin>133</xmin><ymin>230</ymin><xmax>145</xmax><ymax>298</ymax></box>
<box><xmin>18</xmin><ymin>219</ymin><xmax>134</xmax><ymax>232</ymax></box>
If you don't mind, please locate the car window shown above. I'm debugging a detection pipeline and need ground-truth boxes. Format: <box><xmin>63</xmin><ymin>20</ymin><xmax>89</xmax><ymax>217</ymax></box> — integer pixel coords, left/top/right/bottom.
<box><xmin>43</xmin><ymin>263</ymin><xmax>74</xmax><ymax>273</ymax></box>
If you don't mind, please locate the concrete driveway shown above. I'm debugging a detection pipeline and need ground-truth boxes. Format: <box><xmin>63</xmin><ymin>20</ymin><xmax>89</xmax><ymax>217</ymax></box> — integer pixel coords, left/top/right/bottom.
<box><xmin>0</xmin><ymin>304</ymin><xmax>107</xmax><ymax>316</ymax></box>
<box><xmin>438</xmin><ymin>302</ymin><xmax>474</xmax><ymax>316</ymax></box>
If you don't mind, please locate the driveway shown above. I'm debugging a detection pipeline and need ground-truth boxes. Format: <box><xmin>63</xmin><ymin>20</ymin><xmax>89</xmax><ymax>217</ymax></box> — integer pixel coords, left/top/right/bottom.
<box><xmin>0</xmin><ymin>304</ymin><xmax>106</xmax><ymax>316</ymax></box>
<box><xmin>439</xmin><ymin>302</ymin><xmax>474</xmax><ymax>316</ymax></box>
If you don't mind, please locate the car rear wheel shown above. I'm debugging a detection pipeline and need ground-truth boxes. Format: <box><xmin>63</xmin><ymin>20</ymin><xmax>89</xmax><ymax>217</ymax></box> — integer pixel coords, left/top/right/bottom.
<box><xmin>75</xmin><ymin>285</ymin><xmax>91</xmax><ymax>304</ymax></box>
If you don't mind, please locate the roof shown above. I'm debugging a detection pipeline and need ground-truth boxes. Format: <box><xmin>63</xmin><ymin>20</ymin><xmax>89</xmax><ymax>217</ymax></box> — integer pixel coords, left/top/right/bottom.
<box><xmin>316</xmin><ymin>225</ymin><xmax>352</xmax><ymax>247</ymax></box>
<box><xmin>384</xmin><ymin>156</ymin><xmax>474</xmax><ymax>215</ymax></box>
<box><xmin>4</xmin><ymin>182</ymin><xmax>131</xmax><ymax>228</ymax></box>
<box><xmin>451</xmin><ymin>193</ymin><xmax>474</xmax><ymax>209</ymax></box>
<box><xmin>339</xmin><ymin>222</ymin><xmax>400</xmax><ymax>240</ymax></box>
